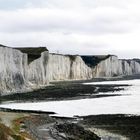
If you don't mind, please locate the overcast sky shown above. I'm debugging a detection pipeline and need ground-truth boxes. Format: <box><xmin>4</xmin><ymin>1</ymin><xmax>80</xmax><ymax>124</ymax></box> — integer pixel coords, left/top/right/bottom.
<box><xmin>0</xmin><ymin>0</ymin><xmax>140</xmax><ymax>58</ymax></box>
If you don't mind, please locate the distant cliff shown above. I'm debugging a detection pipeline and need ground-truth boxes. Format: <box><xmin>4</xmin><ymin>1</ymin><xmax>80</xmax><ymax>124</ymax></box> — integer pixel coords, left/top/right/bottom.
<box><xmin>47</xmin><ymin>54</ymin><xmax>140</xmax><ymax>80</ymax></box>
<box><xmin>93</xmin><ymin>55</ymin><xmax>140</xmax><ymax>77</ymax></box>
<box><xmin>0</xmin><ymin>45</ymin><xmax>140</xmax><ymax>94</ymax></box>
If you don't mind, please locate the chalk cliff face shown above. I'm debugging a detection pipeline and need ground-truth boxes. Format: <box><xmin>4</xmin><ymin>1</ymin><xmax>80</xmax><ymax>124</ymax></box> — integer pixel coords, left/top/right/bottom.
<box><xmin>47</xmin><ymin>54</ymin><xmax>92</xmax><ymax>81</ymax></box>
<box><xmin>1</xmin><ymin>45</ymin><xmax>140</xmax><ymax>94</ymax></box>
<box><xmin>28</xmin><ymin>51</ymin><xmax>49</xmax><ymax>85</ymax></box>
<box><xmin>94</xmin><ymin>55</ymin><xmax>123</xmax><ymax>77</ymax></box>
<box><xmin>94</xmin><ymin>55</ymin><xmax>140</xmax><ymax>77</ymax></box>
<box><xmin>47</xmin><ymin>54</ymin><xmax>140</xmax><ymax>80</ymax></box>
<box><xmin>0</xmin><ymin>45</ymin><xmax>49</xmax><ymax>95</ymax></box>
<box><xmin>0</xmin><ymin>46</ymin><xmax>28</xmax><ymax>94</ymax></box>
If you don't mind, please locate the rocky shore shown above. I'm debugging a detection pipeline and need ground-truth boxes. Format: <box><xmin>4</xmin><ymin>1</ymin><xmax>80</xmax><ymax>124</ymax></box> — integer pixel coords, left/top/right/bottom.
<box><xmin>0</xmin><ymin>78</ymin><xmax>129</xmax><ymax>103</ymax></box>
<box><xmin>0</xmin><ymin>76</ymin><xmax>140</xmax><ymax>140</ymax></box>
<box><xmin>0</xmin><ymin>111</ymin><xmax>101</xmax><ymax>140</ymax></box>
<box><xmin>80</xmin><ymin>114</ymin><xmax>140</xmax><ymax>140</ymax></box>
<box><xmin>0</xmin><ymin>110</ymin><xmax>140</xmax><ymax>140</ymax></box>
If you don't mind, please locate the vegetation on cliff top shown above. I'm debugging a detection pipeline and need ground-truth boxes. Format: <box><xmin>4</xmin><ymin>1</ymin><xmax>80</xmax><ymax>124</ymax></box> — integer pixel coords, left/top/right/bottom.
<box><xmin>15</xmin><ymin>47</ymin><xmax>48</xmax><ymax>63</ymax></box>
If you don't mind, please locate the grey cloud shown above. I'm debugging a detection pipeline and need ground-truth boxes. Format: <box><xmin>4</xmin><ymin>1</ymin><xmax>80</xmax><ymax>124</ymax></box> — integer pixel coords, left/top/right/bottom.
<box><xmin>0</xmin><ymin>0</ymin><xmax>136</xmax><ymax>35</ymax></box>
<box><xmin>0</xmin><ymin>31</ymin><xmax>139</xmax><ymax>59</ymax></box>
<box><xmin>0</xmin><ymin>7</ymin><xmax>134</xmax><ymax>35</ymax></box>
<box><xmin>0</xmin><ymin>0</ymin><xmax>139</xmax><ymax>59</ymax></box>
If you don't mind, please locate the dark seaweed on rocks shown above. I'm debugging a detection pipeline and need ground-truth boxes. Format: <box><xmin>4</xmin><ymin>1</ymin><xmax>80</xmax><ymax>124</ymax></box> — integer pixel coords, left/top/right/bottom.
<box><xmin>54</xmin><ymin>123</ymin><xmax>100</xmax><ymax>140</ymax></box>
<box><xmin>80</xmin><ymin>114</ymin><xmax>140</xmax><ymax>140</ymax></box>
<box><xmin>1</xmin><ymin>81</ymin><xmax>128</xmax><ymax>103</ymax></box>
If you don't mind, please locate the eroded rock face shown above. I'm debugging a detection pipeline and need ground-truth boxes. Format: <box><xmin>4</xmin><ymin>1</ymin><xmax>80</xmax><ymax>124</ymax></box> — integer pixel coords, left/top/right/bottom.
<box><xmin>47</xmin><ymin>54</ymin><xmax>92</xmax><ymax>81</ymax></box>
<box><xmin>47</xmin><ymin>54</ymin><xmax>140</xmax><ymax>80</ymax></box>
<box><xmin>28</xmin><ymin>51</ymin><xmax>49</xmax><ymax>85</ymax></box>
<box><xmin>0</xmin><ymin>47</ymin><xmax>28</xmax><ymax>94</ymax></box>
<box><xmin>94</xmin><ymin>56</ymin><xmax>123</xmax><ymax>77</ymax></box>
<box><xmin>0</xmin><ymin>46</ymin><xmax>49</xmax><ymax>95</ymax></box>
<box><xmin>94</xmin><ymin>55</ymin><xmax>140</xmax><ymax>77</ymax></box>
<box><xmin>0</xmin><ymin>45</ymin><xmax>140</xmax><ymax>94</ymax></box>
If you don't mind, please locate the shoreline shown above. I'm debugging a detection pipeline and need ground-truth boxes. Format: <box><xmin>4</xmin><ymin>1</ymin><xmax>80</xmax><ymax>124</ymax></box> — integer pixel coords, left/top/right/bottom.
<box><xmin>0</xmin><ymin>79</ymin><xmax>129</xmax><ymax>104</ymax></box>
<box><xmin>0</xmin><ymin>76</ymin><xmax>140</xmax><ymax>139</ymax></box>
<box><xmin>1</xmin><ymin>73</ymin><xmax>139</xmax><ymax>97</ymax></box>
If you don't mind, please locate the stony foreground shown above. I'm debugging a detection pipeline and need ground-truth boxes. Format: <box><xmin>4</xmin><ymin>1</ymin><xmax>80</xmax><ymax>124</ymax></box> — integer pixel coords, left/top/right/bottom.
<box><xmin>0</xmin><ymin>111</ymin><xmax>140</xmax><ymax>140</ymax></box>
<box><xmin>0</xmin><ymin>78</ymin><xmax>140</xmax><ymax>140</ymax></box>
<box><xmin>0</xmin><ymin>111</ymin><xmax>101</xmax><ymax>140</ymax></box>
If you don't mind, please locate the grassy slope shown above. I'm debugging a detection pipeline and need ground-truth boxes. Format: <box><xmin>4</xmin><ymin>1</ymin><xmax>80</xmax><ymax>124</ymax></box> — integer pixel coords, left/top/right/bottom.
<box><xmin>0</xmin><ymin>112</ymin><xmax>33</xmax><ymax>140</ymax></box>
<box><xmin>15</xmin><ymin>47</ymin><xmax>48</xmax><ymax>64</ymax></box>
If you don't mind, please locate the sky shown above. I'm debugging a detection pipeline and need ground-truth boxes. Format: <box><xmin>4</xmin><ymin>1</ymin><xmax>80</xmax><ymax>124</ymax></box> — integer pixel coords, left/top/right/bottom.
<box><xmin>0</xmin><ymin>0</ymin><xmax>140</xmax><ymax>58</ymax></box>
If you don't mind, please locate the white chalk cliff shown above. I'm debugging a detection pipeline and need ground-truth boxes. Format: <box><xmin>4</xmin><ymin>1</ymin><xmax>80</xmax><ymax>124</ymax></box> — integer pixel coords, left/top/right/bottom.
<box><xmin>0</xmin><ymin>45</ymin><xmax>49</xmax><ymax>95</ymax></box>
<box><xmin>0</xmin><ymin>45</ymin><xmax>140</xmax><ymax>94</ymax></box>
<box><xmin>94</xmin><ymin>55</ymin><xmax>140</xmax><ymax>77</ymax></box>
<box><xmin>47</xmin><ymin>54</ymin><xmax>92</xmax><ymax>81</ymax></box>
<box><xmin>0</xmin><ymin>46</ymin><xmax>28</xmax><ymax>94</ymax></box>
